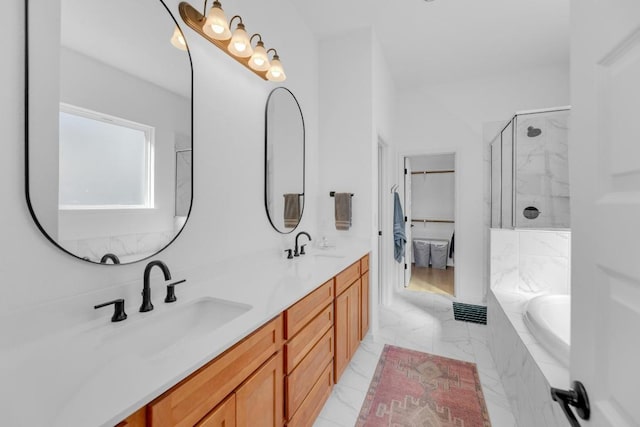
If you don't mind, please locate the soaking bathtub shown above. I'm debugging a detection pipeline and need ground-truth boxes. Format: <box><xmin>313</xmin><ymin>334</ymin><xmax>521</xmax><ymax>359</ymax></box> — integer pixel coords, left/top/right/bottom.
<box><xmin>523</xmin><ymin>294</ymin><xmax>571</xmax><ymax>367</ymax></box>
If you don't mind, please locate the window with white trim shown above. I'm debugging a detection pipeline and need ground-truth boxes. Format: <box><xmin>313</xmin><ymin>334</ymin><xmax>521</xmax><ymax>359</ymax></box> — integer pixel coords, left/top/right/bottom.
<box><xmin>58</xmin><ymin>104</ymin><xmax>155</xmax><ymax>209</ymax></box>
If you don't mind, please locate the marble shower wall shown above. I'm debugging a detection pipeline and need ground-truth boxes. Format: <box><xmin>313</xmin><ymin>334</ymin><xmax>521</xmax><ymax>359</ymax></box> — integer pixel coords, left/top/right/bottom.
<box><xmin>490</xmin><ymin>228</ymin><xmax>571</xmax><ymax>296</ymax></box>
<box><xmin>514</xmin><ymin>110</ymin><xmax>570</xmax><ymax>229</ymax></box>
<box><xmin>490</xmin><ymin>109</ymin><xmax>570</xmax><ymax>230</ymax></box>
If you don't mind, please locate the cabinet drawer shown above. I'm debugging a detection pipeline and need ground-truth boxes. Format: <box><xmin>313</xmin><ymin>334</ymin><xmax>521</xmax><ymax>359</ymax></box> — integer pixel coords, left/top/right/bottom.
<box><xmin>148</xmin><ymin>314</ymin><xmax>283</xmax><ymax>427</ymax></box>
<box><xmin>286</xmin><ymin>361</ymin><xmax>333</xmax><ymax>427</ymax></box>
<box><xmin>285</xmin><ymin>328</ymin><xmax>334</xmax><ymax>420</ymax></box>
<box><xmin>360</xmin><ymin>254</ymin><xmax>369</xmax><ymax>273</ymax></box>
<box><xmin>284</xmin><ymin>279</ymin><xmax>333</xmax><ymax>339</ymax></box>
<box><xmin>285</xmin><ymin>304</ymin><xmax>333</xmax><ymax>374</ymax></box>
<box><xmin>335</xmin><ymin>261</ymin><xmax>360</xmax><ymax>296</ymax></box>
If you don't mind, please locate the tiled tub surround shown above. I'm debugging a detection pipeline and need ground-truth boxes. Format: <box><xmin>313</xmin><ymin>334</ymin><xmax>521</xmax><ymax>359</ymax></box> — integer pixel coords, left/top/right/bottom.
<box><xmin>488</xmin><ymin>228</ymin><xmax>571</xmax><ymax>426</ymax></box>
<box><xmin>488</xmin><ymin>291</ymin><xmax>568</xmax><ymax>427</ymax></box>
<box><xmin>0</xmin><ymin>240</ymin><xmax>370</xmax><ymax>427</ymax></box>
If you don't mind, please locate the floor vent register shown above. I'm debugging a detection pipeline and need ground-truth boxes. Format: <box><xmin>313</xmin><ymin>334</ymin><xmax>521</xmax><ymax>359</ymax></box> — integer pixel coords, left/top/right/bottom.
<box><xmin>452</xmin><ymin>302</ymin><xmax>487</xmax><ymax>325</ymax></box>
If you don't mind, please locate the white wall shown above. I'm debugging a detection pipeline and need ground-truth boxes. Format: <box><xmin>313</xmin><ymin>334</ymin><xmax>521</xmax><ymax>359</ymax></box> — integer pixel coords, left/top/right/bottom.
<box><xmin>393</xmin><ymin>63</ymin><xmax>570</xmax><ymax>303</ymax></box>
<box><xmin>317</xmin><ymin>28</ymin><xmax>396</xmax><ymax>329</ymax></box>
<box><xmin>0</xmin><ymin>0</ymin><xmax>319</xmax><ymax>316</ymax></box>
<box><xmin>317</xmin><ymin>28</ymin><xmax>373</xmax><ymax>239</ymax></box>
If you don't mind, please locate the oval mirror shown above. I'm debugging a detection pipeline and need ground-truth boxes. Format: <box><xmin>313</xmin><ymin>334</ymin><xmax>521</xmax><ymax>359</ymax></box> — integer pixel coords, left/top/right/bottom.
<box><xmin>26</xmin><ymin>0</ymin><xmax>192</xmax><ymax>264</ymax></box>
<box><xmin>265</xmin><ymin>87</ymin><xmax>305</xmax><ymax>233</ymax></box>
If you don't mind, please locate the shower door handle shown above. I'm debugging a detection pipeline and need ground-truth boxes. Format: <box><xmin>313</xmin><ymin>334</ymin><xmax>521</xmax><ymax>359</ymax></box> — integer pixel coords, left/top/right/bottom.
<box><xmin>550</xmin><ymin>381</ymin><xmax>590</xmax><ymax>427</ymax></box>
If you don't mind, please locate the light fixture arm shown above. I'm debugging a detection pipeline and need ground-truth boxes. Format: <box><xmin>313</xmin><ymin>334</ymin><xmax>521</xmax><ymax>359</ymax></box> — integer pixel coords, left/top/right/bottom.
<box><xmin>229</xmin><ymin>15</ymin><xmax>243</xmax><ymax>27</ymax></box>
<box><xmin>202</xmin><ymin>0</ymin><xmax>208</xmax><ymax>16</ymax></box>
<box><xmin>250</xmin><ymin>33</ymin><xmax>263</xmax><ymax>45</ymax></box>
<box><xmin>267</xmin><ymin>48</ymin><xmax>279</xmax><ymax>58</ymax></box>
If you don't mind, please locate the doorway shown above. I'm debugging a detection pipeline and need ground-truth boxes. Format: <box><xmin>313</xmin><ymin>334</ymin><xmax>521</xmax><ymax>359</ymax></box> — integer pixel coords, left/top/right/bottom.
<box><xmin>404</xmin><ymin>153</ymin><xmax>456</xmax><ymax>296</ymax></box>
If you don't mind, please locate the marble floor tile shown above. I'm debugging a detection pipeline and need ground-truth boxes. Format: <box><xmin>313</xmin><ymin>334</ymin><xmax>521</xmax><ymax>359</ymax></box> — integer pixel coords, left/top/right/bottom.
<box><xmin>315</xmin><ymin>383</ymin><xmax>365</xmax><ymax>426</ymax></box>
<box><xmin>314</xmin><ymin>416</ymin><xmax>347</xmax><ymax>427</ymax></box>
<box><xmin>314</xmin><ymin>289</ymin><xmax>517</xmax><ymax>427</ymax></box>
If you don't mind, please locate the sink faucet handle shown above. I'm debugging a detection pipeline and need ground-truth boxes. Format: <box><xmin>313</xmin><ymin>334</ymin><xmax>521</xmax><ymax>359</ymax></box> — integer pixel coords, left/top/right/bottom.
<box><xmin>300</xmin><ymin>244</ymin><xmax>307</xmax><ymax>255</ymax></box>
<box><xmin>284</xmin><ymin>249</ymin><xmax>293</xmax><ymax>259</ymax></box>
<box><xmin>94</xmin><ymin>299</ymin><xmax>127</xmax><ymax>322</ymax></box>
<box><xmin>165</xmin><ymin>279</ymin><xmax>186</xmax><ymax>303</ymax></box>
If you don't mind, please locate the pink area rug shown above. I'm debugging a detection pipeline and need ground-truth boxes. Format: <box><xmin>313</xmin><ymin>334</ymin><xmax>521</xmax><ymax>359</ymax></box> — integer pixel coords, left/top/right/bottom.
<box><xmin>357</xmin><ymin>345</ymin><xmax>491</xmax><ymax>427</ymax></box>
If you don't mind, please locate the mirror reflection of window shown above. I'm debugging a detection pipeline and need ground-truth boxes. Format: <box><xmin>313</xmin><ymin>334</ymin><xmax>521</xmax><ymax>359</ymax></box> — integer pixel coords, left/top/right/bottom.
<box><xmin>58</xmin><ymin>104</ymin><xmax>154</xmax><ymax>210</ymax></box>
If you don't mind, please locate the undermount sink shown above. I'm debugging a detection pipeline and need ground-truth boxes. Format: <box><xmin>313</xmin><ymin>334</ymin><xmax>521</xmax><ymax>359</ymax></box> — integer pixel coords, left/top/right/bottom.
<box><xmin>101</xmin><ymin>297</ymin><xmax>252</xmax><ymax>357</ymax></box>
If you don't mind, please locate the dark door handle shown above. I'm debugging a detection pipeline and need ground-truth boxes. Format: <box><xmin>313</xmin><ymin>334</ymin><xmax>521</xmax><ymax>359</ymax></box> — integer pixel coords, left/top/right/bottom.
<box><xmin>550</xmin><ymin>381</ymin><xmax>590</xmax><ymax>427</ymax></box>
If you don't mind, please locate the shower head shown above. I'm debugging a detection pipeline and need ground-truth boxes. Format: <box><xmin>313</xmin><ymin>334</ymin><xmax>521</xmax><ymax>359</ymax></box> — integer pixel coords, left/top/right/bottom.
<box><xmin>527</xmin><ymin>126</ymin><xmax>542</xmax><ymax>137</ymax></box>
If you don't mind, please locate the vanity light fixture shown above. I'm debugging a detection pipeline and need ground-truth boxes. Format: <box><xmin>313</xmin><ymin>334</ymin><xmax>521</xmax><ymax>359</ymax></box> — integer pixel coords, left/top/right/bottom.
<box><xmin>203</xmin><ymin>0</ymin><xmax>231</xmax><ymax>39</ymax></box>
<box><xmin>249</xmin><ymin>34</ymin><xmax>270</xmax><ymax>71</ymax></box>
<box><xmin>177</xmin><ymin>1</ymin><xmax>286</xmax><ymax>81</ymax></box>
<box><xmin>170</xmin><ymin>26</ymin><xmax>188</xmax><ymax>51</ymax></box>
<box><xmin>227</xmin><ymin>16</ymin><xmax>253</xmax><ymax>57</ymax></box>
<box><xmin>266</xmin><ymin>49</ymin><xmax>286</xmax><ymax>82</ymax></box>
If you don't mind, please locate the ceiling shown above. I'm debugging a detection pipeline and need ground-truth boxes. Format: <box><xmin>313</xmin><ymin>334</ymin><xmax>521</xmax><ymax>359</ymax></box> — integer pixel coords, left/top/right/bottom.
<box><xmin>292</xmin><ymin>0</ymin><xmax>570</xmax><ymax>88</ymax></box>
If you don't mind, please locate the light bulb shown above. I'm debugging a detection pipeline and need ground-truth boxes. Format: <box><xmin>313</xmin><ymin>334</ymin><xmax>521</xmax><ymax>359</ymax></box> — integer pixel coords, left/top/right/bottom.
<box><xmin>249</xmin><ymin>41</ymin><xmax>270</xmax><ymax>71</ymax></box>
<box><xmin>203</xmin><ymin>1</ymin><xmax>231</xmax><ymax>40</ymax></box>
<box><xmin>228</xmin><ymin>22</ymin><xmax>253</xmax><ymax>57</ymax></box>
<box><xmin>170</xmin><ymin>26</ymin><xmax>187</xmax><ymax>51</ymax></box>
<box><xmin>266</xmin><ymin>54</ymin><xmax>286</xmax><ymax>82</ymax></box>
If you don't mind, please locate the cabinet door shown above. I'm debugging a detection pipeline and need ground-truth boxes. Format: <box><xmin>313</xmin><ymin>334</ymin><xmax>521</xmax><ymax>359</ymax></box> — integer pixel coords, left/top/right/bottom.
<box><xmin>334</xmin><ymin>280</ymin><xmax>361</xmax><ymax>382</ymax></box>
<box><xmin>334</xmin><ymin>288</ymin><xmax>349</xmax><ymax>382</ymax></box>
<box><xmin>196</xmin><ymin>394</ymin><xmax>236</xmax><ymax>427</ymax></box>
<box><xmin>360</xmin><ymin>270</ymin><xmax>369</xmax><ymax>340</ymax></box>
<box><xmin>236</xmin><ymin>351</ymin><xmax>284</xmax><ymax>427</ymax></box>
<box><xmin>116</xmin><ymin>407</ymin><xmax>146</xmax><ymax>427</ymax></box>
<box><xmin>348</xmin><ymin>279</ymin><xmax>361</xmax><ymax>359</ymax></box>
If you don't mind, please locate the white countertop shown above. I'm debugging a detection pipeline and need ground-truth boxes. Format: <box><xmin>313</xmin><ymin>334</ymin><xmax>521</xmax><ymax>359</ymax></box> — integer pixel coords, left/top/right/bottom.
<box><xmin>0</xmin><ymin>240</ymin><xmax>370</xmax><ymax>427</ymax></box>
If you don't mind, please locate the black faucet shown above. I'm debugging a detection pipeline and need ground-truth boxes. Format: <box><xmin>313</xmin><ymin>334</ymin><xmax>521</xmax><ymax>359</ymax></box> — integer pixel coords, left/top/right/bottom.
<box><xmin>100</xmin><ymin>253</ymin><xmax>120</xmax><ymax>264</ymax></box>
<box><xmin>140</xmin><ymin>260</ymin><xmax>172</xmax><ymax>312</ymax></box>
<box><xmin>294</xmin><ymin>232</ymin><xmax>312</xmax><ymax>257</ymax></box>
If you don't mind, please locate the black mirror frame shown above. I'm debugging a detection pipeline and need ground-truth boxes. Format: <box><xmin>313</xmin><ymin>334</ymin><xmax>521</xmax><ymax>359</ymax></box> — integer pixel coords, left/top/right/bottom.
<box><xmin>24</xmin><ymin>0</ymin><xmax>194</xmax><ymax>265</ymax></box>
<box><xmin>264</xmin><ymin>87</ymin><xmax>305</xmax><ymax>234</ymax></box>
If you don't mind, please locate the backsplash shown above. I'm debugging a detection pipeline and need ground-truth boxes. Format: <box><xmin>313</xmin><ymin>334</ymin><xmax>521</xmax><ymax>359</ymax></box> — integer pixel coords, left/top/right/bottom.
<box><xmin>490</xmin><ymin>228</ymin><xmax>571</xmax><ymax>295</ymax></box>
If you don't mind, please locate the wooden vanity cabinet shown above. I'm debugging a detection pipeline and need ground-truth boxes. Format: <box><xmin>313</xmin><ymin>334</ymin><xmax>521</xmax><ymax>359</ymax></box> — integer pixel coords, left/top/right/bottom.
<box><xmin>116</xmin><ymin>407</ymin><xmax>146</xmax><ymax>427</ymax></box>
<box><xmin>334</xmin><ymin>254</ymin><xmax>370</xmax><ymax>382</ymax></box>
<box><xmin>236</xmin><ymin>351</ymin><xmax>283</xmax><ymax>427</ymax></box>
<box><xmin>334</xmin><ymin>277</ymin><xmax>360</xmax><ymax>382</ymax></box>
<box><xmin>194</xmin><ymin>350</ymin><xmax>283</xmax><ymax>427</ymax></box>
<box><xmin>195</xmin><ymin>395</ymin><xmax>235</xmax><ymax>427</ymax></box>
<box><xmin>283</xmin><ymin>279</ymin><xmax>335</xmax><ymax>424</ymax></box>
<box><xmin>360</xmin><ymin>271</ymin><xmax>370</xmax><ymax>339</ymax></box>
<box><xmin>147</xmin><ymin>315</ymin><xmax>283</xmax><ymax>427</ymax></box>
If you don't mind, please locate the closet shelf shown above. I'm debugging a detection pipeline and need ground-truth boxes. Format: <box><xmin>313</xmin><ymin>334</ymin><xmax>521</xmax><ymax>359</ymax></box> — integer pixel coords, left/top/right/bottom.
<box><xmin>410</xmin><ymin>218</ymin><xmax>455</xmax><ymax>224</ymax></box>
<box><xmin>411</xmin><ymin>169</ymin><xmax>454</xmax><ymax>175</ymax></box>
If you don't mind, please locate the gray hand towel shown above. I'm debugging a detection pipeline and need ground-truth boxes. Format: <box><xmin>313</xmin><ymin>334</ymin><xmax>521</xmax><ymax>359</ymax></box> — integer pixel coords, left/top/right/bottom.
<box><xmin>283</xmin><ymin>194</ymin><xmax>300</xmax><ymax>228</ymax></box>
<box><xmin>334</xmin><ymin>193</ymin><xmax>352</xmax><ymax>231</ymax></box>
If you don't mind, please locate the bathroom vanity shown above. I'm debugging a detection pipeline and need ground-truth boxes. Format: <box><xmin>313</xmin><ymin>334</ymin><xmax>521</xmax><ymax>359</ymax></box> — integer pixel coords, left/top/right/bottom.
<box><xmin>116</xmin><ymin>252</ymin><xmax>370</xmax><ymax>427</ymax></box>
